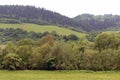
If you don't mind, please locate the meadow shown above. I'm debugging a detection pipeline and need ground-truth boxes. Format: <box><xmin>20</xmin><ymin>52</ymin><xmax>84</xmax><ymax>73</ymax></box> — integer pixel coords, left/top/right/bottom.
<box><xmin>0</xmin><ymin>23</ymin><xmax>86</xmax><ymax>37</ymax></box>
<box><xmin>103</xmin><ymin>31</ymin><xmax>120</xmax><ymax>34</ymax></box>
<box><xmin>0</xmin><ymin>70</ymin><xmax>119</xmax><ymax>80</ymax></box>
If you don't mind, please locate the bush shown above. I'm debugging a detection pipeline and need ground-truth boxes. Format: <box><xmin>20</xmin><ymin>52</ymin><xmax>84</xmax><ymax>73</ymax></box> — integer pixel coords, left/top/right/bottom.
<box><xmin>92</xmin><ymin>49</ymin><xmax>120</xmax><ymax>70</ymax></box>
<box><xmin>0</xmin><ymin>34</ymin><xmax>120</xmax><ymax>71</ymax></box>
<box><xmin>2</xmin><ymin>53</ymin><xmax>23</xmax><ymax>70</ymax></box>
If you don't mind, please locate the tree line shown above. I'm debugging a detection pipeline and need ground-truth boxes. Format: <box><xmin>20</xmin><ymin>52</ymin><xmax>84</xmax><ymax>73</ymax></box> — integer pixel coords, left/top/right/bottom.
<box><xmin>0</xmin><ymin>33</ymin><xmax>120</xmax><ymax>70</ymax></box>
<box><xmin>0</xmin><ymin>28</ymin><xmax>79</xmax><ymax>44</ymax></box>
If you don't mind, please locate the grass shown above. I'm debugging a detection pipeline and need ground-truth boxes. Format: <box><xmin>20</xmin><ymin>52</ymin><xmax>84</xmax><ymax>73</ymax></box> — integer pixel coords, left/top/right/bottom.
<box><xmin>0</xmin><ymin>70</ymin><xmax>119</xmax><ymax>80</ymax></box>
<box><xmin>0</xmin><ymin>23</ymin><xmax>86</xmax><ymax>37</ymax></box>
<box><xmin>103</xmin><ymin>31</ymin><xmax>120</xmax><ymax>34</ymax></box>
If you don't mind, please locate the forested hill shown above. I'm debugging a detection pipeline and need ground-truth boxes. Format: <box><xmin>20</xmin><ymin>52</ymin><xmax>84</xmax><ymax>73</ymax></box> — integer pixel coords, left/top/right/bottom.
<box><xmin>73</xmin><ymin>14</ymin><xmax>120</xmax><ymax>31</ymax></box>
<box><xmin>1</xmin><ymin>5</ymin><xmax>120</xmax><ymax>32</ymax></box>
<box><xmin>0</xmin><ymin>5</ymin><xmax>83</xmax><ymax>31</ymax></box>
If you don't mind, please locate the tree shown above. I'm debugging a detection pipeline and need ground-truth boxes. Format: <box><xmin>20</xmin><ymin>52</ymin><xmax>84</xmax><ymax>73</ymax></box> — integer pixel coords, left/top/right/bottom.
<box><xmin>86</xmin><ymin>30</ymin><xmax>99</xmax><ymax>42</ymax></box>
<box><xmin>29</xmin><ymin>43</ymin><xmax>52</xmax><ymax>69</ymax></box>
<box><xmin>16</xmin><ymin>45</ymin><xmax>33</xmax><ymax>69</ymax></box>
<box><xmin>95</xmin><ymin>33</ymin><xmax>120</xmax><ymax>51</ymax></box>
<box><xmin>40</xmin><ymin>35</ymin><xmax>55</xmax><ymax>46</ymax></box>
<box><xmin>28</xmin><ymin>47</ymin><xmax>43</xmax><ymax>69</ymax></box>
<box><xmin>0</xmin><ymin>47</ymin><xmax>3</xmax><ymax>69</ymax></box>
<box><xmin>51</xmin><ymin>41</ymin><xmax>78</xmax><ymax>70</ymax></box>
<box><xmin>2</xmin><ymin>53</ymin><xmax>23</xmax><ymax>70</ymax></box>
<box><xmin>17</xmin><ymin>38</ymin><xmax>36</xmax><ymax>46</ymax></box>
<box><xmin>67</xmin><ymin>34</ymin><xmax>79</xmax><ymax>41</ymax></box>
<box><xmin>46</xmin><ymin>57</ymin><xmax>56</xmax><ymax>70</ymax></box>
<box><xmin>2</xmin><ymin>42</ymin><xmax>16</xmax><ymax>54</ymax></box>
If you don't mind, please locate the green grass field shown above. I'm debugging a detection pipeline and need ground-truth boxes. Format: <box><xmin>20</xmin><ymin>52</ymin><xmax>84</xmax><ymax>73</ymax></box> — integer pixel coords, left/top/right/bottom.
<box><xmin>103</xmin><ymin>31</ymin><xmax>120</xmax><ymax>34</ymax></box>
<box><xmin>0</xmin><ymin>23</ymin><xmax>86</xmax><ymax>37</ymax></box>
<box><xmin>0</xmin><ymin>70</ymin><xmax>119</xmax><ymax>80</ymax></box>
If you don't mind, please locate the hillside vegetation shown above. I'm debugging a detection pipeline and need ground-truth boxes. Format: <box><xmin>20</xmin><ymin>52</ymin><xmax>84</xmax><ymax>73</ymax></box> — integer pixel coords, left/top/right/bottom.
<box><xmin>74</xmin><ymin>14</ymin><xmax>120</xmax><ymax>31</ymax></box>
<box><xmin>0</xmin><ymin>23</ymin><xmax>86</xmax><ymax>37</ymax></box>
<box><xmin>0</xmin><ymin>5</ymin><xmax>83</xmax><ymax>31</ymax></box>
<box><xmin>0</xmin><ymin>5</ymin><xmax>120</xmax><ymax>32</ymax></box>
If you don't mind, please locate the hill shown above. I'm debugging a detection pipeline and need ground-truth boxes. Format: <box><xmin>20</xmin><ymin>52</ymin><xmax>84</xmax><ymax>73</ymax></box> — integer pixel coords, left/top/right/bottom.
<box><xmin>0</xmin><ymin>5</ymin><xmax>83</xmax><ymax>31</ymax></box>
<box><xmin>73</xmin><ymin>14</ymin><xmax>120</xmax><ymax>31</ymax></box>
<box><xmin>1</xmin><ymin>5</ymin><xmax>120</xmax><ymax>32</ymax></box>
<box><xmin>0</xmin><ymin>23</ymin><xmax>86</xmax><ymax>37</ymax></box>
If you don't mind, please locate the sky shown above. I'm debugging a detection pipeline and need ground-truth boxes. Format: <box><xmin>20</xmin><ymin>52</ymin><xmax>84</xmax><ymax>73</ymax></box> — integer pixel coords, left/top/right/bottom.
<box><xmin>0</xmin><ymin>0</ymin><xmax>120</xmax><ymax>17</ymax></box>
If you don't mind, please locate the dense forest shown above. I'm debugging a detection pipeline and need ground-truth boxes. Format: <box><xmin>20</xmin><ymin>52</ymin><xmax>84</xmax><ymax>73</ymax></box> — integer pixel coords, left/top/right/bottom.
<box><xmin>0</xmin><ymin>5</ymin><xmax>83</xmax><ymax>31</ymax></box>
<box><xmin>0</xmin><ymin>5</ymin><xmax>120</xmax><ymax>32</ymax></box>
<box><xmin>74</xmin><ymin>14</ymin><xmax>120</xmax><ymax>31</ymax></box>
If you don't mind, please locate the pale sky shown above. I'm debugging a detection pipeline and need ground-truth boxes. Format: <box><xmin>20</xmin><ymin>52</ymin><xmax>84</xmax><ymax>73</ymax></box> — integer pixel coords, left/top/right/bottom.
<box><xmin>0</xmin><ymin>0</ymin><xmax>120</xmax><ymax>17</ymax></box>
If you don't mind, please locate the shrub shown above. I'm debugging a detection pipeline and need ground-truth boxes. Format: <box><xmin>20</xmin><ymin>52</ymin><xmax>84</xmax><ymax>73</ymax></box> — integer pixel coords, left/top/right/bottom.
<box><xmin>2</xmin><ymin>53</ymin><xmax>23</xmax><ymax>70</ymax></box>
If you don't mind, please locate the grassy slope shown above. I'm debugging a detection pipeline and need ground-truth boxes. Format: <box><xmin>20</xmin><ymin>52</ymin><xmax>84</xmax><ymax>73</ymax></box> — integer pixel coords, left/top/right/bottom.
<box><xmin>103</xmin><ymin>31</ymin><xmax>120</xmax><ymax>34</ymax></box>
<box><xmin>0</xmin><ymin>23</ymin><xmax>86</xmax><ymax>37</ymax></box>
<box><xmin>0</xmin><ymin>70</ymin><xmax>119</xmax><ymax>80</ymax></box>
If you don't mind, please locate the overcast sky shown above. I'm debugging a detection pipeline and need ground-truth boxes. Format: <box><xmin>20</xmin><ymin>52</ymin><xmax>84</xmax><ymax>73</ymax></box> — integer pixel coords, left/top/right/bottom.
<box><xmin>0</xmin><ymin>0</ymin><xmax>120</xmax><ymax>17</ymax></box>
